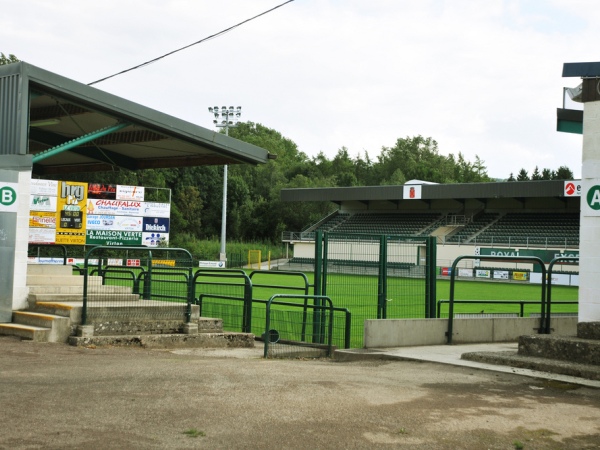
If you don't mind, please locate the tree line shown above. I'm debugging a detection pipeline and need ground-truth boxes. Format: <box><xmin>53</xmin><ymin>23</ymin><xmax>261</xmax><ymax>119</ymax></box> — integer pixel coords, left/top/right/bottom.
<box><xmin>58</xmin><ymin>122</ymin><xmax>575</xmax><ymax>245</ymax></box>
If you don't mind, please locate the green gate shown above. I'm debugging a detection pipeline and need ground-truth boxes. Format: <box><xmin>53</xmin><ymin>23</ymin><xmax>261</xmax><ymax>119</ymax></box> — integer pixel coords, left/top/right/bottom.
<box><xmin>316</xmin><ymin>231</ymin><xmax>436</xmax><ymax>347</ymax></box>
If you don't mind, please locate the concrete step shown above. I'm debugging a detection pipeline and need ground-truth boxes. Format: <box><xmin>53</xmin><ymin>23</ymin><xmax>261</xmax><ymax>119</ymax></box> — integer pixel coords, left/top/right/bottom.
<box><xmin>27</xmin><ymin>264</ymin><xmax>75</xmax><ymax>277</ymax></box>
<box><xmin>31</xmin><ymin>302</ymin><xmax>81</xmax><ymax>322</ymax></box>
<box><xmin>578</xmin><ymin>322</ymin><xmax>600</xmax><ymax>340</ymax></box>
<box><xmin>518</xmin><ymin>334</ymin><xmax>600</xmax><ymax>366</ymax></box>
<box><xmin>27</xmin><ymin>274</ymin><xmax>103</xmax><ymax>287</ymax></box>
<box><xmin>68</xmin><ymin>331</ymin><xmax>255</xmax><ymax>349</ymax></box>
<box><xmin>0</xmin><ymin>323</ymin><xmax>51</xmax><ymax>342</ymax></box>
<box><xmin>28</xmin><ymin>284</ymin><xmax>133</xmax><ymax>295</ymax></box>
<box><xmin>12</xmin><ymin>311</ymin><xmax>71</xmax><ymax>342</ymax></box>
<box><xmin>28</xmin><ymin>292</ymin><xmax>140</xmax><ymax>303</ymax></box>
<box><xmin>27</xmin><ymin>274</ymin><xmax>84</xmax><ymax>287</ymax></box>
<box><xmin>461</xmin><ymin>350</ymin><xmax>600</xmax><ymax>381</ymax></box>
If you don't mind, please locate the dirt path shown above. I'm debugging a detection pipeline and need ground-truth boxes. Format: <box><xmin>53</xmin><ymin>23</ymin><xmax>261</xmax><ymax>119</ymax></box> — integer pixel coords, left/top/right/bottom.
<box><xmin>1</xmin><ymin>336</ymin><xmax>599</xmax><ymax>449</ymax></box>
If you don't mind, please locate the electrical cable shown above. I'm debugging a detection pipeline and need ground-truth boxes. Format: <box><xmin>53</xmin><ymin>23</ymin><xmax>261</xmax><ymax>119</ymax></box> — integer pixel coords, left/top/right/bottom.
<box><xmin>88</xmin><ymin>0</ymin><xmax>295</xmax><ymax>86</ymax></box>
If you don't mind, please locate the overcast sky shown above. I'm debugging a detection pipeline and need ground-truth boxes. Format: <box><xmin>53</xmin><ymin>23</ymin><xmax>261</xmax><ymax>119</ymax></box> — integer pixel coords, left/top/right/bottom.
<box><xmin>2</xmin><ymin>0</ymin><xmax>595</xmax><ymax>179</ymax></box>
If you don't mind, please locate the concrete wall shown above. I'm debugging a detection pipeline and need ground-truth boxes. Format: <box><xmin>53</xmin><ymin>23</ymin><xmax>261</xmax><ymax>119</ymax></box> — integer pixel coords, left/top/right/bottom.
<box><xmin>364</xmin><ymin>317</ymin><xmax>578</xmax><ymax>347</ymax></box>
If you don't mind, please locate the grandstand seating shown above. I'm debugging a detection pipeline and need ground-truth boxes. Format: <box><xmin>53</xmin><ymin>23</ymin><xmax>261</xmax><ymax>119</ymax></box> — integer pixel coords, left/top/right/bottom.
<box><xmin>314</xmin><ymin>212</ymin><xmax>442</xmax><ymax>236</ymax></box>
<box><xmin>303</xmin><ymin>210</ymin><xmax>580</xmax><ymax>248</ymax></box>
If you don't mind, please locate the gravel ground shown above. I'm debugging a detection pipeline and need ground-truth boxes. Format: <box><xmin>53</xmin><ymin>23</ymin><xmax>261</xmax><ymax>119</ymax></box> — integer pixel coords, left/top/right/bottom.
<box><xmin>1</xmin><ymin>335</ymin><xmax>599</xmax><ymax>450</ymax></box>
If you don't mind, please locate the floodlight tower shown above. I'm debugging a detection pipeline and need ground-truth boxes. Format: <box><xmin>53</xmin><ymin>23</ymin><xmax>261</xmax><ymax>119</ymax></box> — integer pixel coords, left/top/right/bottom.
<box><xmin>208</xmin><ymin>106</ymin><xmax>242</xmax><ymax>263</ymax></box>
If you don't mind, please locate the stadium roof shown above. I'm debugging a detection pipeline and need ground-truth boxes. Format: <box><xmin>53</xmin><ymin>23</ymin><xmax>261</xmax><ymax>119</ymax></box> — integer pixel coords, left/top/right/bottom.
<box><xmin>281</xmin><ymin>180</ymin><xmax>581</xmax><ymax>206</ymax></box>
<box><xmin>0</xmin><ymin>62</ymin><xmax>273</xmax><ymax>175</ymax></box>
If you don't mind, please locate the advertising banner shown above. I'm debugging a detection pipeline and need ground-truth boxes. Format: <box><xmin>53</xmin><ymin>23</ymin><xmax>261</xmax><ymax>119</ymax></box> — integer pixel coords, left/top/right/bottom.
<box><xmin>142</xmin><ymin>217</ymin><xmax>170</xmax><ymax>233</ymax></box>
<box><xmin>512</xmin><ymin>271</ymin><xmax>529</xmax><ymax>281</ymax></box>
<box><xmin>30</xmin><ymin>179</ymin><xmax>58</xmax><ymax>196</ymax></box>
<box><xmin>29</xmin><ymin>194</ymin><xmax>57</xmax><ymax>212</ymax></box>
<box><xmin>116</xmin><ymin>185</ymin><xmax>144</xmax><ymax>201</ymax></box>
<box><xmin>441</xmin><ymin>267</ymin><xmax>452</xmax><ymax>276</ymax></box>
<box><xmin>29</xmin><ymin>211</ymin><xmax>56</xmax><ymax>228</ymax></box>
<box><xmin>475</xmin><ymin>269</ymin><xmax>491</xmax><ymax>278</ymax></box>
<box><xmin>564</xmin><ymin>180</ymin><xmax>581</xmax><ymax>197</ymax></box>
<box><xmin>55</xmin><ymin>181</ymin><xmax>87</xmax><ymax>245</ymax></box>
<box><xmin>86</xmin><ymin>230</ymin><xmax>143</xmax><ymax>246</ymax></box>
<box><xmin>142</xmin><ymin>232</ymin><xmax>168</xmax><ymax>247</ymax></box>
<box><xmin>199</xmin><ymin>261</ymin><xmax>226</xmax><ymax>268</ymax></box>
<box><xmin>458</xmin><ymin>268</ymin><xmax>473</xmax><ymax>277</ymax></box>
<box><xmin>477</xmin><ymin>247</ymin><xmax>579</xmax><ymax>264</ymax></box>
<box><xmin>87</xmin><ymin>183</ymin><xmax>116</xmax><ymax>199</ymax></box>
<box><xmin>87</xmin><ymin>215</ymin><xmax>142</xmax><ymax>231</ymax></box>
<box><xmin>86</xmin><ymin>199</ymin><xmax>143</xmax><ymax>217</ymax></box>
<box><xmin>403</xmin><ymin>184</ymin><xmax>422</xmax><ymax>200</ymax></box>
<box><xmin>143</xmin><ymin>202</ymin><xmax>171</xmax><ymax>218</ymax></box>
<box><xmin>493</xmin><ymin>270</ymin><xmax>509</xmax><ymax>280</ymax></box>
<box><xmin>28</xmin><ymin>227</ymin><xmax>55</xmax><ymax>244</ymax></box>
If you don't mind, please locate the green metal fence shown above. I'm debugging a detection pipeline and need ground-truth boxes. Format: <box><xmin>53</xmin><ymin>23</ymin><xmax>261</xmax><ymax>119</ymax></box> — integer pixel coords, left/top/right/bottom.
<box><xmin>263</xmin><ymin>294</ymin><xmax>340</xmax><ymax>358</ymax></box>
<box><xmin>317</xmin><ymin>231</ymin><xmax>437</xmax><ymax>348</ymax></box>
<box><xmin>81</xmin><ymin>246</ymin><xmax>194</xmax><ymax>327</ymax></box>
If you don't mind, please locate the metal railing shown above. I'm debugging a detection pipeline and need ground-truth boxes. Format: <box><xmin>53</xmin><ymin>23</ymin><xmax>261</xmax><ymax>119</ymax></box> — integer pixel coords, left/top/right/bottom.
<box><xmin>264</xmin><ymin>294</ymin><xmax>339</xmax><ymax>358</ymax></box>
<box><xmin>446</xmin><ymin>255</ymin><xmax>547</xmax><ymax>344</ymax></box>
<box><xmin>546</xmin><ymin>256</ymin><xmax>579</xmax><ymax>333</ymax></box>
<box><xmin>81</xmin><ymin>246</ymin><xmax>194</xmax><ymax>326</ymax></box>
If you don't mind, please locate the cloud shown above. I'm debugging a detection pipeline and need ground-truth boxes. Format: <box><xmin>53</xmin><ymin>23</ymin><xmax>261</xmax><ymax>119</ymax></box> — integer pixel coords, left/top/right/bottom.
<box><xmin>2</xmin><ymin>0</ymin><xmax>595</xmax><ymax>178</ymax></box>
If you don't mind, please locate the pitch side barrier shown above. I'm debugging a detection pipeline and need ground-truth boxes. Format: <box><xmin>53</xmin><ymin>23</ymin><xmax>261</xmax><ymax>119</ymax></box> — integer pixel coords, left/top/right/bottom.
<box><xmin>547</xmin><ymin>256</ymin><xmax>579</xmax><ymax>334</ymax></box>
<box><xmin>264</xmin><ymin>294</ymin><xmax>336</xmax><ymax>358</ymax></box>
<box><xmin>447</xmin><ymin>255</ymin><xmax>547</xmax><ymax>344</ymax></box>
<box><xmin>28</xmin><ymin>244</ymin><xmax>68</xmax><ymax>265</ymax></box>
<box><xmin>81</xmin><ymin>246</ymin><xmax>194</xmax><ymax>326</ymax></box>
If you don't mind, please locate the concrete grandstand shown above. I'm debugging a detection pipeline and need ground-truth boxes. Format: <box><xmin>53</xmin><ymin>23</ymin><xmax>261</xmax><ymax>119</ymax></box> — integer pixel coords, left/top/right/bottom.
<box><xmin>280</xmin><ymin>179</ymin><xmax>581</xmax><ymax>276</ymax></box>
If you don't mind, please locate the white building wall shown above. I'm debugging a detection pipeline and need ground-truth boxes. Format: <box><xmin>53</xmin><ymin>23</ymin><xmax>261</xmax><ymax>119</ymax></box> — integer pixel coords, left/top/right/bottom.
<box><xmin>580</xmin><ymin>100</ymin><xmax>600</xmax><ymax>321</ymax></box>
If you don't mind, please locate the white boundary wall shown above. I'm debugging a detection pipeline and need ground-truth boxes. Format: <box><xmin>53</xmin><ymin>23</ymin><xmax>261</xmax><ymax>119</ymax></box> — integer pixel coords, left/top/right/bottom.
<box><xmin>364</xmin><ymin>317</ymin><xmax>578</xmax><ymax>347</ymax></box>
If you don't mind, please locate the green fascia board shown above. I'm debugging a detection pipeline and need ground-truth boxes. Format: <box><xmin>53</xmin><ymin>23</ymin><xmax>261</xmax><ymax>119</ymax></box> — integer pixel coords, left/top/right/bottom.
<box><xmin>557</xmin><ymin>119</ymin><xmax>583</xmax><ymax>135</ymax></box>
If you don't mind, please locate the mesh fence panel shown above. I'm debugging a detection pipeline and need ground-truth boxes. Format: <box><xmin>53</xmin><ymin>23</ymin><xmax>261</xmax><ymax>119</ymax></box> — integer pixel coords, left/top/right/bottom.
<box><xmin>82</xmin><ymin>247</ymin><xmax>193</xmax><ymax>328</ymax></box>
<box><xmin>322</xmin><ymin>233</ymin><xmax>431</xmax><ymax>348</ymax></box>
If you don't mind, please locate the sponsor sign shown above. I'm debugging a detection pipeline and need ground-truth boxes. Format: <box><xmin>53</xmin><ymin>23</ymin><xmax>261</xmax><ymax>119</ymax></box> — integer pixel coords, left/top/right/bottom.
<box><xmin>142</xmin><ymin>217</ymin><xmax>170</xmax><ymax>233</ymax></box>
<box><xmin>458</xmin><ymin>268</ymin><xmax>473</xmax><ymax>277</ymax></box>
<box><xmin>477</xmin><ymin>247</ymin><xmax>579</xmax><ymax>264</ymax></box>
<box><xmin>529</xmin><ymin>272</ymin><xmax>572</xmax><ymax>286</ymax></box>
<box><xmin>116</xmin><ymin>185</ymin><xmax>144</xmax><ymax>201</ymax></box>
<box><xmin>30</xmin><ymin>179</ymin><xmax>58</xmax><ymax>196</ymax></box>
<box><xmin>493</xmin><ymin>270</ymin><xmax>509</xmax><ymax>280</ymax></box>
<box><xmin>56</xmin><ymin>181</ymin><xmax>87</xmax><ymax>245</ymax></box>
<box><xmin>87</xmin><ymin>215</ymin><xmax>142</xmax><ymax>231</ymax></box>
<box><xmin>512</xmin><ymin>271</ymin><xmax>528</xmax><ymax>281</ymax></box>
<box><xmin>564</xmin><ymin>180</ymin><xmax>581</xmax><ymax>197</ymax></box>
<box><xmin>127</xmin><ymin>259</ymin><xmax>141</xmax><ymax>267</ymax></box>
<box><xmin>143</xmin><ymin>202</ymin><xmax>171</xmax><ymax>218</ymax></box>
<box><xmin>86</xmin><ymin>230</ymin><xmax>143</xmax><ymax>246</ymax></box>
<box><xmin>142</xmin><ymin>232</ymin><xmax>168</xmax><ymax>247</ymax></box>
<box><xmin>154</xmin><ymin>259</ymin><xmax>176</xmax><ymax>267</ymax></box>
<box><xmin>28</xmin><ymin>227</ymin><xmax>55</xmax><ymax>244</ymax></box>
<box><xmin>199</xmin><ymin>261</ymin><xmax>226</xmax><ymax>268</ymax></box>
<box><xmin>30</xmin><ymin>194</ymin><xmax>57</xmax><ymax>212</ymax></box>
<box><xmin>29</xmin><ymin>211</ymin><xmax>56</xmax><ymax>228</ymax></box>
<box><xmin>475</xmin><ymin>269</ymin><xmax>491</xmax><ymax>278</ymax></box>
<box><xmin>403</xmin><ymin>184</ymin><xmax>422</xmax><ymax>200</ymax></box>
<box><xmin>87</xmin><ymin>183</ymin><xmax>116</xmax><ymax>199</ymax></box>
<box><xmin>441</xmin><ymin>267</ymin><xmax>452</xmax><ymax>276</ymax></box>
<box><xmin>87</xmin><ymin>199</ymin><xmax>142</xmax><ymax>216</ymax></box>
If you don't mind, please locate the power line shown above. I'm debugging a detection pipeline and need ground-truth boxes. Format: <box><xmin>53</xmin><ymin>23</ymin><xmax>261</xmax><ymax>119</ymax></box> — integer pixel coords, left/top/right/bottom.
<box><xmin>88</xmin><ymin>0</ymin><xmax>295</xmax><ymax>86</ymax></box>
